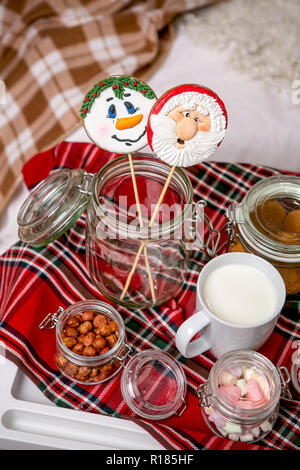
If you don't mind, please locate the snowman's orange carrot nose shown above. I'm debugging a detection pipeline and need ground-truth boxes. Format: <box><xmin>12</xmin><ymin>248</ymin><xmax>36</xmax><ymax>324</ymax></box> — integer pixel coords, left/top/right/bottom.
<box><xmin>116</xmin><ymin>114</ymin><xmax>143</xmax><ymax>130</ymax></box>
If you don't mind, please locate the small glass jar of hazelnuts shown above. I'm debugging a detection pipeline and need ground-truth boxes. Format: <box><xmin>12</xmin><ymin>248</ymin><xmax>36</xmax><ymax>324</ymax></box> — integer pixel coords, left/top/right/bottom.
<box><xmin>39</xmin><ymin>300</ymin><xmax>131</xmax><ymax>384</ymax></box>
<box><xmin>39</xmin><ymin>299</ymin><xmax>188</xmax><ymax>420</ymax></box>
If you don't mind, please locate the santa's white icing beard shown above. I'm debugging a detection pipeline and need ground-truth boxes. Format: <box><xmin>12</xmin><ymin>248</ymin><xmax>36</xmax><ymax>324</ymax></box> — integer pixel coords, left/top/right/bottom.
<box><xmin>150</xmin><ymin>113</ymin><xmax>227</xmax><ymax>167</ymax></box>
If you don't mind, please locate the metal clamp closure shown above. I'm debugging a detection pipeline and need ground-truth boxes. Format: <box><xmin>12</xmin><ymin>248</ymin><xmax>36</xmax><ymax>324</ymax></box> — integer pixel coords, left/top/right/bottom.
<box><xmin>196</xmin><ymin>382</ymin><xmax>214</xmax><ymax>407</ymax></box>
<box><xmin>39</xmin><ymin>306</ymin><xmax>64</xmax><ymax>330</ymax></box>
<box><xmin>114</xmin><ymin>343</ymin><xmax>133</xmax><ymax>368</ymax></box>
<box><xmin>192</xmin><ymin>200</ymin><xmax>240</xmax><ymax>257</ymax></box>
<box><xmin>76</xmin><ymin>171</ymin><xmax>95</xmax><ymax>197</ymax></box>
<box><xmin>277</xmin><ymin>366</ymin><xmax>292</xmax><ymax>399</ymax></box>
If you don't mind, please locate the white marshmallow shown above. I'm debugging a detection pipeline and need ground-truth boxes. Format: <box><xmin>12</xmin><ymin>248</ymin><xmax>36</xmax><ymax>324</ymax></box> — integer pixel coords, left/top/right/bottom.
<box><xmin>204</xmin><ymin>406</ymin><xmax>214</xmax><ymax>416</ymax></box>
<box><xmin>219</xmin><ymin>371</ymin><xmax>238</xmax><ymax>386</ymax></box>
<box><xmin>251</xmin><ymin>426</ymin><xmax>261</xmax><ymax>438</ymax></box>
<box><xmin>260</xmin><ymin>420</ymin><xmax>272</xmax><ymax>433</ymax></box>
<box><xmin>236</xmin><ymin>379</ymin><xmax>247</xmax><ymax>396</ymax></box>
<box><xmin>240</xmin><ymin>433</ymin><xmax>254</xmax><ymax>442</ymax></box>
<box><xmin>224</xmin><ymin>422</ymin><xmax>242</xmax><ymax>434</ymax></box>
<box><xmin>228</xmin><ymin>433</ymin><xmax>240</xmax><ymax>441</ymax></box>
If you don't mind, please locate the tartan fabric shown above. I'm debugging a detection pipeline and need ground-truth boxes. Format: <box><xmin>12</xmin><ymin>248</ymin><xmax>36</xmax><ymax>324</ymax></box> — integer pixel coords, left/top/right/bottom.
<box><xmin>0</xmin><ymin>0</ymin><xmax>219</xmax><ymax>212</ymax></box>
<box><xmin>0</xmin><ymin>141</ymin><xmax>299</xmax><ymax>450</ymax></box>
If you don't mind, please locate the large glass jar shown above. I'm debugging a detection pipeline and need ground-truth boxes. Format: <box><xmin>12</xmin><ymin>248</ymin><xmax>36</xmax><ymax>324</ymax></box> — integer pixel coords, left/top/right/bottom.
<box><xmin>18</xmin><ymin>154</ymin><xmax>200</xmax><ymax>310</ymax></box>
<box><xmin>197</xmin><ymin>350</ymin><xmax>290</xmax><ymax>443</ymax></box>
<box><xmin>85</xmin><ymin>155</ymin><xmax>195</xmax><ymax>309</ymax></box>
<box><xmin>227</xmin><ymin>176</ymin><xmax>300</xmax><ymax>296</ymax></box>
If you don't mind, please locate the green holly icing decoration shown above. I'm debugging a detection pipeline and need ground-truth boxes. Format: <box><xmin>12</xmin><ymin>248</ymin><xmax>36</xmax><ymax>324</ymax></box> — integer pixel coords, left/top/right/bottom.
<box><xmin>80</xmin><ymin>76</ymin><xmax>156</xmax><ymax>118</ymax></box>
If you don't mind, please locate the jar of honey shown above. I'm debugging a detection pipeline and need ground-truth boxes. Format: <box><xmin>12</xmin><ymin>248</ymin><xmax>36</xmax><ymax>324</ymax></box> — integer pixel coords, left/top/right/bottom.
<box><xmin>227</xmin><ymin>176</ymin><xmax>300</xmax><ymax>296</ymax></box>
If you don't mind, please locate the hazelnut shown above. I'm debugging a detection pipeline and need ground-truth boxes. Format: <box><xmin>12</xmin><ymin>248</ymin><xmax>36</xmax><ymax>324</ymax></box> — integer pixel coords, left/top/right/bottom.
<box><xmin>57</xmin><ymin>353</ymin><xmax>68</xmax><ymax>368</ymax></box>
<box><xmin>64</xmin><ymin>327</ymin><xmax>78</xmax><ymax>338</ymax></box>
<box><xmin>78</xmin><ymin>366</ymin><xmax>91</xmax><ymax>377</ymax></box>
<box><xmin>76</xmin><ymin>374</ymin><xmax>90</xmax><ymax>382</ymax></box>
<box><xmin>82</xmin><ymin>331</ymin><xmax>95</xmax><ymax>347</ymax></box>
<box><xmin>100</xmin><ymin>363</ymin><xmax>113</xmax><ymax>375</ymax></box>
<box><xmin>82</xmin><ymin>310</ymin><xmax>95</xmax><ymax>322</ymax></box>
<box><xmin>97</xmin><ymin>323</ymin><xmax>111</xmax><ymax>337</ymax></box>
<box><xmin>74</xmin><ymin>313</ymin><xmax>83</xmax><ymax>322</ymax></box>
<box><xmin>72</xmin><ymin>343</ymin><xmax>84</xmax><ymax>355</ymax></box>
<box><xmin>91</xmin><ymin>372</ymin><xmax>107</xmax><ymax>382</ymax></box>
<box><xmin>93</xmin><ymin>314</ymin><xmax>108</xmax><ymax>328</ymax></box>
<box><xmin>82</xmin><ymin>345</ymin><xmax>97</xmax><ymax>357</ymax></box>
<box><xmin>92</xmin><ymin>336</ymin><xmax>106</xmax><ymax>350</ymax></box>
<box><xmin>63</xmin><ymin>337</ymin><xmax>77</xmax><ymax>348</ymax></box>
<box><xmin>65</xmin><ymin>362</ymin><xmax>79</xmax><ymax>376</ymax></box>
<box><xmin>99</xmin><ymin>346</ymin><xmax>110</xmax><ymax>356</ymax></box>
<box><xmin>90</xmin><ymin>367</ymin><xmax>99</xmax><ymax>378</ymax></box>
<box><xmin>77</xmin><ymin>334</ymin><xmax>86</xmax><ymax>344</ymax></box>
<box><xmin>66</xmin><ymin>316</ymin><xmax>79</xmax><ymax>328</ymax></box>
<box><xmin>109</xmin><ymin>320</ymin><xmax>118</xmax><ymax>333</ymax></box>
<box><xmin>78</xmin><ymin>321</ymin><xmax>93</xmax><ymax>335</ymax></box>
<box><xmin>106</xmin><ymin>333</ymin><xmax>118</xmax><ymax>348</ymax></box>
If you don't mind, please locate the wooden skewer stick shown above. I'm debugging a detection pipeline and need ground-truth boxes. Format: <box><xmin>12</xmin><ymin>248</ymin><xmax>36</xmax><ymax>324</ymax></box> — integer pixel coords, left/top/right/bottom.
<box><xmin>120</xmin><ymin>165</ymin><xmax>176</xmax><ymax>302</ymax></box>
<box><xmin>119</xmin><ymin>154</ymin><xmax>156</xmax><ymax>304</ymax></box>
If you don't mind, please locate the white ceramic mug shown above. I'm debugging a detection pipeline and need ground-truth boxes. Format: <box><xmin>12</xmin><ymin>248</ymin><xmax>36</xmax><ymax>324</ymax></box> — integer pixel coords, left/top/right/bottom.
<box><xmin>175</xmin><ymin>252</ymin><xmax>286</xmax><ymax>358</ymax></box>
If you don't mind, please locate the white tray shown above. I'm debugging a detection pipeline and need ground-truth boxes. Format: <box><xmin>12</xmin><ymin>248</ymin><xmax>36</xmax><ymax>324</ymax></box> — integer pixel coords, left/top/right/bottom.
<box><xmin>0</xmin><ymin>359</ymin><xmax>163</xmax><ymax>450</ymax></box>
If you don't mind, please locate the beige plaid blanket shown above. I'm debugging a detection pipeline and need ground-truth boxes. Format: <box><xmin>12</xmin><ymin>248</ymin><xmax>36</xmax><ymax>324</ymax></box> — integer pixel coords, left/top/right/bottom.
<box><xmin>0</xmin><ymin>0</ymin><xmax>218</xmax><ymax>212</ymax></box>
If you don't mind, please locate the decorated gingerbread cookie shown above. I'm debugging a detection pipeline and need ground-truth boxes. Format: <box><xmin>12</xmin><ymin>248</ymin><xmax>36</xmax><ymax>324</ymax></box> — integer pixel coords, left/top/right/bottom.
<box><xmin>147</xmin><ymin>84</ymin><xmax>228</xmax><ymax>167</ymax></box>
<box><xmin>80</xmin><ymin>75</ymin><xmax>157</xmax><ymax>153</ymax></box>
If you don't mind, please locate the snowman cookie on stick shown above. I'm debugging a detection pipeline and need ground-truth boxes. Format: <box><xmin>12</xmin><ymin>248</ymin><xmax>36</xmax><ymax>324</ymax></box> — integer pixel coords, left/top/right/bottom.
<box><xmin>120</xmin><ymin>84</ymin><xmax>228</xmax><ymax>301</ymax></box>
<box><xmin>80</xmin><ymin>75</ymin><xmax>157</xmax><ymax>303</ymax></box>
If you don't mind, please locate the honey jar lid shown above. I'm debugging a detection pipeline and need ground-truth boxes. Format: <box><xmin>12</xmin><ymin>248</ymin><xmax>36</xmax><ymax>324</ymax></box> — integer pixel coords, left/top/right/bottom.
<box><xmin>121</xmin><ymin>349</ymin><xmax>187</xmax><ymax>420</ymax></box>
<box><xmin>239</xmin><ymin>175</ymin><xmax>300</xmax><ymax>261</ymax></box>
<box><xmin>17</xmin><ymin>169</ymin><xmax>95</xmax><ymax>247</ymax></box>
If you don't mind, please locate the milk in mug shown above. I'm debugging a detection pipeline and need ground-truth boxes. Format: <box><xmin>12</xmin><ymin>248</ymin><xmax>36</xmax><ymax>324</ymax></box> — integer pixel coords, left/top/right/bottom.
<box><xmin>201</xmin><ymin>264</ymin><xmax>277</xmax><ymax>326</ymax></box>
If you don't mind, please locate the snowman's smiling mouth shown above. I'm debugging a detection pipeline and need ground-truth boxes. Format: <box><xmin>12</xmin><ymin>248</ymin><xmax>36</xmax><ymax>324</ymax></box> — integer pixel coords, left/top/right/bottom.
<box><xmin>111</xmin><ymin>126</ymin><xmax>147</xmax><ymax>146</ymax></box>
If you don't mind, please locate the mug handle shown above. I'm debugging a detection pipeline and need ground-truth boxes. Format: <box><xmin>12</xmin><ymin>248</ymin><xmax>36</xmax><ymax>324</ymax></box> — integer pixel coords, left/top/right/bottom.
<box><xmin>175</xmin><ymin>310</ymin><xmax>211</xmax><ymax>358</ymax></box>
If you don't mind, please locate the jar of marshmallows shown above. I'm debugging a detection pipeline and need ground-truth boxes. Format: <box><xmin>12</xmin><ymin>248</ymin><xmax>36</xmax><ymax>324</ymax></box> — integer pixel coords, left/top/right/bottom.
<box><xmin>197</xmin><ymin>350</ymin><xmax>290</xmax><ymax>443</ymax></box>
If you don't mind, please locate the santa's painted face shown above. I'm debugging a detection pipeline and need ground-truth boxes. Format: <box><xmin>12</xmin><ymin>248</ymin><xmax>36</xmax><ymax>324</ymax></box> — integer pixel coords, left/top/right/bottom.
<box><xmin>148</xmin><ymin>87</ymin><xmax>227</xmax><ymax>167</ymax></box>
<box><xmin>81</xmin><ymin>77</ymin><xmax>156</xmax><ymax>154</ymax></box>
<box><xmin>167</xmin><ymin>105</ymin><xmax>211</xmax><ymax>149</ymax></box>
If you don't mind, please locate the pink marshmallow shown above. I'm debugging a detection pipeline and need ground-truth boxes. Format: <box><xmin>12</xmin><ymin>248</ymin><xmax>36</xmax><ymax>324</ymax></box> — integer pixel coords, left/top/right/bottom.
<box><xmin>219</xmin><ymin>385</ymin><xmax>241</xmax><ymax>404</ymax></box>
<box><xmin>246</xmin><ymin>380</ymin><xmax>265</xmax><ymax>403</ymax></box>
<box><xmin>236</xmin><ymin>399</ymin><xmax>256</xmax><ymax>409</ymax></box>
<box><xmin>208</xmin><ymin>411</ymin><xmax>226</xmax><ymax>428</ymax></box>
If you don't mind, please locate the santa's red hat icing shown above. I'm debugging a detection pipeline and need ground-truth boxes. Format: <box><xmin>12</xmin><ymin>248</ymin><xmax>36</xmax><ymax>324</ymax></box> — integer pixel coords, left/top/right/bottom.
<box><xmin>147</xmin><ymin>84</ymin><xmax>228</xmax><ymax>167</ymax></box>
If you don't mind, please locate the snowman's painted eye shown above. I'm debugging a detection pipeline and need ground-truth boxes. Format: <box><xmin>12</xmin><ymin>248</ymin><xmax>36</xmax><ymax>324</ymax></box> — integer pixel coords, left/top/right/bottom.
<box><xmin>124</xmin><ymin>101</ymin><xmax>136</xmax><ymax>114</ymax></box>
<box><xmin>108</xmin><ymin>104</ymin><xmax>116</xmax><ymax>118</ymax></box>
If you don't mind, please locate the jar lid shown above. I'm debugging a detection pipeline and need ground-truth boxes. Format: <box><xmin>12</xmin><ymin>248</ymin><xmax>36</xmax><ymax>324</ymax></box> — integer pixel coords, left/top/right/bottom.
<box><xmin>239</xmin><ymin>176</ymin><xmax>300</xmax><ymax>261</ymax></box>
<box><xmin>17</xmin><ymin>169</ymin><xmax>95</xmax><ymax>246</ymax></box>
<box><xmin>121</xmin><ymin>349</ymin><xmax>187</xmax><ymax>420</ymax></box>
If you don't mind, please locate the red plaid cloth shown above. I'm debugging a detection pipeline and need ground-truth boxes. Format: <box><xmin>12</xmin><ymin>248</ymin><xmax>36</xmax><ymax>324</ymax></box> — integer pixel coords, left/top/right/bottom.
<box><xmin>0</xmin><ymin>141</ymin><xmax>299</xmax><ymax>450</ymax></box>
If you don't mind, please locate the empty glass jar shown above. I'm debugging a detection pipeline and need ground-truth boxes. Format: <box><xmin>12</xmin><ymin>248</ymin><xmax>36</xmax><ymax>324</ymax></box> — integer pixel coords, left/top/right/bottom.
<box><xmin>18</xmin><ymin>154</ymin><xmax>202</xmax><ymax>309</ymax></box>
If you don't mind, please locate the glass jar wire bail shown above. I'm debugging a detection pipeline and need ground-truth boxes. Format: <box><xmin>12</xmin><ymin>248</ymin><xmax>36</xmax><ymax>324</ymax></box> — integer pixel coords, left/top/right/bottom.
<box><xmin>39</xmin><ymin>306</ymin><xmax>65</xmax><ymax>330</ymax></box>
<box><xmin>196</xmin><ymin>382</ymin><xmax>214</xmax><ymax>407</ymax></box>
<box><xmin>277</xmin><ymin>366</ymin><xmax>292</xmax><ymax>398</ymax></box>
<box><xmin>193</xmin><ymin>200</ymin><xmax>241</xmax><ymax>258</ymax></box>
